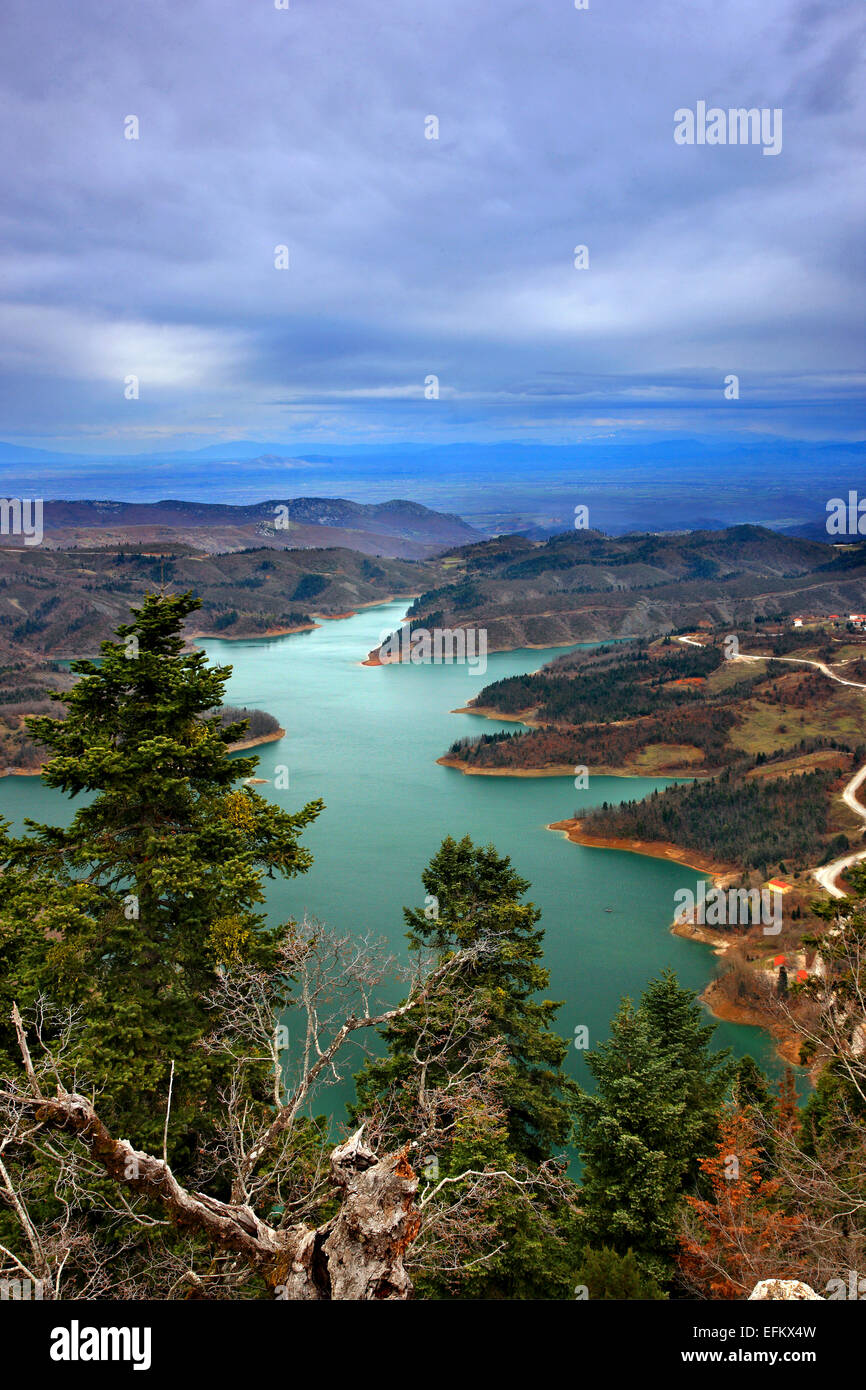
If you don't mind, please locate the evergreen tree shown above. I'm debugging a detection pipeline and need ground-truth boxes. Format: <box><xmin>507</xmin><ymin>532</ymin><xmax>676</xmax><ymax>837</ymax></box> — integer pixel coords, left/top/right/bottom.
<box><xmin>575</xmin><ymin>999</ymin><xmax>688</xmax><ymax>1280</ymax></box>
<box><xmin>354</xmin><ymin>834</ymin><xmax>576</xmax><ymax>1161</ymax></box>
<box><xmin>417</xmin><ymin>1109</ymin><xmax>583</xmax><ymax>1301</ymax></box>
<box><xmin>353</xmin><ymin>834</ymin><xmax>580</xmax><ymax>1297</ymax></box>
<box><xmin>639</xmin><ymin>968</ymin><xmax>732</xmax><ymax>1181</ymax></box>
<box><xmin>574</xmin><ymin>1245</ymin><xmax>667</xmax><ymax>1300</ymax></box>
<box><xmin>733</xmin><ymin>1054</ymin><xmax>774</xmax><ymax>1115</ymax></box>
<box><xmin>733</xmin><ymin>1054</ymin><xmax>776</xmax><ymax>1168</ymax></box>
<box><xmin>733</xmin><ymin>1056</ymin><xmax>778</xmax><ymax>1112</ymax></box>
<box><xmin>575</xmin><ymin>973</ymin><xmax>730</xmax><ymax>1281</ymax></box>
<box><xmin>0</xmin><ymin>592</ymin><xmax>323</xmax><ymax>1163</ymax></box>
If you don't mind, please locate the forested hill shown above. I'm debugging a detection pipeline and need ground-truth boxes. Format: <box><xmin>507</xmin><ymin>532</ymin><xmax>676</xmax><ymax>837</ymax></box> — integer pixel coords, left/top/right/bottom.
<box><xmin>390</xmin><ymin>525</ymin><xmax>866</xmax><ymax>651</ymax></box>
<box><xmin>577</xmin><ymin>769</ymin><xmax>840</xmax><ymax>873</ymax></box>
<box><xmin>475</xmin><ymin>640</ymin><xmax>724</xmax><ymax>722</ymax></box>
<box><xmin>0</xmin><ymin>543</ymin><xmax>437</xmax><ymax>656</ymax></box>
<box><xmin>445</xmin><ymin>627</ymin><xmax>866</xmax><ymax>780</ymax></box>
<box><xmin>444</xmin><ymin>623</ymin><xmax>866</xmax><ymax>876</ymax></box>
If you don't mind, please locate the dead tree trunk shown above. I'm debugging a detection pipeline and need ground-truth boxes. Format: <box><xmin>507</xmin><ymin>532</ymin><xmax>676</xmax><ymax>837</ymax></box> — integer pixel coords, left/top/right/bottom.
<box><xmin>274</xmin><ymin>1129</ymin><xmax>419</xmax><ymax>1300</ymax></box>
<box><xmin>22</xmin><ymin>1087</ymin><xmax>419</xmax><ymax>1300</ymax></box>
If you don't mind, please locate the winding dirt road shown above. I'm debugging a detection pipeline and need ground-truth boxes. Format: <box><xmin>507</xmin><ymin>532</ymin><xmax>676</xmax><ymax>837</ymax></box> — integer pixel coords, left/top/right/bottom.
<box><xmin>675</xmin><ymin>635</ymin><xmax>866</xmax><ymax>898</ymax></box>
<box><xmin>813</xmin><ymin>761</ymin><xmax>866</xmax><ymax>898</ymax></box>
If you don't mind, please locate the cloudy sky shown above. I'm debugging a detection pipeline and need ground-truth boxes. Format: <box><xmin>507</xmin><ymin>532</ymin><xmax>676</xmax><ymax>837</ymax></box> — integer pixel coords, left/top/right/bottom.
<box><xmin>0</xmin><ymin>0</ymin><xmax>863</xmax><ymax>453</ymax></box>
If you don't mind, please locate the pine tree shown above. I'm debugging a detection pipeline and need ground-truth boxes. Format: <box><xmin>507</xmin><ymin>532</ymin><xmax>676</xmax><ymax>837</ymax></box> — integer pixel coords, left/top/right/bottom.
<box><xmin>352</xmin><ymin>834</ymin><xmax>581</xmax><ymax>1298</ymax></box>
<box><xmin>575</xmin><ymin>998</ymin><xmax>688</xmax><ymax>1280</ymax></box>
<box><xmin>574</xmin><ymin>1245</ymin><xmax>667</xmax><ymax>1300</ymax></box>
<box><xmin>733</xmin><ymin>1054</ymin><xmax>774</xmax><ymax>1115</ymax></box>
<box><xmin>0</xmin><ymin>592</ymin><xmax>323</xmax><ymax>1163</ymax></box>
<box><xmin>419</xmin><ymin>1106</ymin><xmax>584</xmax><ymax>1301</ymax></box>
<box><xmin>733</xmin><ymin>1054</ymin><xmax>776</xmax><ymax>1169</ymax></box>
<box><xmin>639</xmin><ymin>968</ymin><xmax>732</xmax><ymax>1181</ymax></box>
<box><xmin>354</xmin><ymin>834</ymin><xmax>576</xmax><ymax>1162</ymax></box>
<box><xmin>575</xmin><ymin>972</ymin><xmax>731</xmax><ymax>1281</ymax></box>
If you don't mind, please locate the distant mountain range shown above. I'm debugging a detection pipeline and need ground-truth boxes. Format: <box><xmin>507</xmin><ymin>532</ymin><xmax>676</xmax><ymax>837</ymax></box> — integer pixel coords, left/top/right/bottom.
<box><xmin>1</xmin><ymin>436</ymin><xmax>863</xmax><ymax>538</ymax></box>
<box><xmin>1</xmin><ymin>497</ymin><xmax>480</xmax><ymax>560</ymax></box>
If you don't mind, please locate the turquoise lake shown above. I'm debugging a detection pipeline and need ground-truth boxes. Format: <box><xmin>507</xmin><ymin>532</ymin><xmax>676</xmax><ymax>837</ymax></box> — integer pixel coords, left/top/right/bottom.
<box><xmin>0</xmin><ymin>599</ymin><xmax>790</xmax><ymax>1139</ymax></box>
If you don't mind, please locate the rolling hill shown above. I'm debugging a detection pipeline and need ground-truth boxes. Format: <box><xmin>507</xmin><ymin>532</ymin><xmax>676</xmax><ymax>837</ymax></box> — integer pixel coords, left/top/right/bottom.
<box><xmin>375</xmin><ymin>526</ymin><xmax>866</xmax><ymax>653</ymax></box>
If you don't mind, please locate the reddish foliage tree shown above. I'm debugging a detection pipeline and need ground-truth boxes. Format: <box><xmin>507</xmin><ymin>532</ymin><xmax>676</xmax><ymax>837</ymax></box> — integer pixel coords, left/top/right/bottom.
<box><xmin>677</xmin><ymin>1108</ymin><xmax>805</xmax><ymax>1299</ymax></box>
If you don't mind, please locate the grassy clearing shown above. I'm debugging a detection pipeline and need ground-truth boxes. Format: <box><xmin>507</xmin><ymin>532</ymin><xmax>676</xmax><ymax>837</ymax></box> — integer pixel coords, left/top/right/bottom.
<box><xmin>704</xmin><ymin>657</ymin><xmax>768</xmax><ymax>693</ymax></box>
<box><xmin>730</xmin><ymin>683</ymin><xmax>866</xmax><ymax>756</ymax></box>
<box><xmin>745</xmin><ymin>750</ymin><xmax>851</xmax><ymax>780</ymax></box>
<box><xmin>625</xmin><ymin>742</ymin><xmax>706</xmax><ymax>773</ymax></box>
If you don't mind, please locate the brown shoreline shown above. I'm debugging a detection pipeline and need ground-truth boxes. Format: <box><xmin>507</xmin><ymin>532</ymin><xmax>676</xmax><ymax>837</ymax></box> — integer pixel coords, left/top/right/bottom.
<box><xmin>438</xmin><ymin>754</ymin><xmax>706</xmax><ymax>780</ymax></box>
<box><xmin>191</xmin><ymin>591</ymin><xmax>423</xmax><ymax>656</ymax></box>
<box><xmin>226</xmin><ymin>727</ymin><xmax>286</xmax><ymax>753</ymax></box>
<box><xmin>547</xmin><ymin>818</ymin><xmax>738</xmax><ymax>878</ymax></box>
<box><xmin>186</xmin><ymin>621</ymin><xmax>318</xmax><ymax>648</ymax></box>
<box><xmin>362</xmin><ymin>610</ymin><xmax>412</xmax><ymax>667</ymax></box>
<box><xmin>549</xmin><ymin>816</ymin><xmax>813</xmax><ymax>1069</ymax></box>
<box><xmin>4</xmin><ymin>599</ymin><xmax>413</xmax><ymax>777</ymax></box>
<box><xmin>445</xmin><ymin>703</ymin><xmax>715</xmax><ymax>776</ymax></box>
<box><xmin>451</xmin><ymin>703</ymin><xmax>544</xmax><ymax>726</ymax></box>
<box><xmin>319</xmin><ymin>592</ymin><xmax>419</xmax><ymax>626</ymax></box>
<box><xmin>364</xmin><ymin>632</ymin><xmax>607</xmax><ymax>669</ymax></box>
<box><xmin>438</xmin><ymin>756</ymin><xmax>575</xmax><ymax>777</ymax></box>
<box><xmin>700</xmin><ymin>980</ymin><xmax>806</xmax><ymax>1070</ymax></box>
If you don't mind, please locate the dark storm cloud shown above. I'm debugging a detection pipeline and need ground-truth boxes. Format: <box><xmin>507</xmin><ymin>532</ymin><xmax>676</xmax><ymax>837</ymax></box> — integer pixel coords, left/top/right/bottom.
<box><xmin>0</xmin><ymin>0</ymin><xmax>863</xmax><ymax>449</ymax></box>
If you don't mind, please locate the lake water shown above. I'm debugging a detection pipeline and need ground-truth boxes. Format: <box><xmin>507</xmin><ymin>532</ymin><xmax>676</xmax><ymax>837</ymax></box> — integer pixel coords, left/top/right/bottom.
<box><xmin>0</xmin><ymin>600</ymin><xmax>789</xmax><ymax>1143</ymax></box>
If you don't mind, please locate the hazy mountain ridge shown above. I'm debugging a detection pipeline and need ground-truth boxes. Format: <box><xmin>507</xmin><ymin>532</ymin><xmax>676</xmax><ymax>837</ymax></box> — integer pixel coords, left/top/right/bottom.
<box><xmin>0</xmin><ymin>496</ymin><xmax>479</xmax><ymax>559</ymax></box>
<box><xmin>3</xmin><ymin>436</ymin><xmax>864</xmax><ymax>537</ymax></box>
